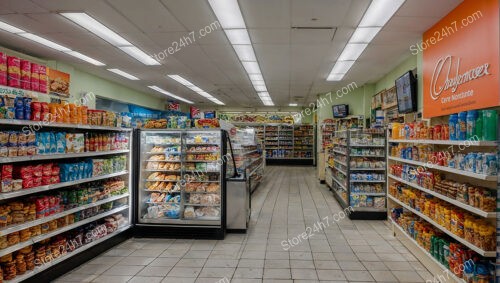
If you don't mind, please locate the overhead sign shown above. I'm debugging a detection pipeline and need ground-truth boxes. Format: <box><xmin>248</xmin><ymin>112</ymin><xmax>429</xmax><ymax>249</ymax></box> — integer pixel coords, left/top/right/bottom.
<box><xmin>423</xmin><ymin>0</ymin><xmax>499</xmax><ymax>118</ymax></box>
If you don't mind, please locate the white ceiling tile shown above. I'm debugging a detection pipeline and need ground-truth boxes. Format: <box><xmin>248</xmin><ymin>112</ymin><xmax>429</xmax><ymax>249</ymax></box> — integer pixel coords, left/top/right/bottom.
<box><xmin>398</xmin><ymin>0</ymin><xmax>462</xmax><ymax>18</ymax></box>
<box><xmin>239</xmin><ymin>0</ymin><xmax>290</xmax><ymax>28</ymax></box>
<box><xmin>291</xmin><ymin>0</ymin><xmax>351</xmax><ymax>27</ymax></box>
<box><xmin>249</xmin><ymin>29</ymin><xmax>290</xmax><ymax>44</ymax></box>
<box><xmin>290</xmin><ymin>28</ymin><xmax>335</xmax><ymax>44</ymax></box>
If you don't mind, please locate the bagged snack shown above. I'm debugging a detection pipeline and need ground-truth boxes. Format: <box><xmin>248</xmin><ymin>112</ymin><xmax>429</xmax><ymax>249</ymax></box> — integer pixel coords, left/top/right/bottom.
<box><xmin>20</xmin><ymin>60</ymin><xmax>31</xmax><ymax>90</ymax></box>
<box><xmin>23</xmin><ymin>97</ymin><xmax>31</xmax><ymax>120</ymax></box>
<box><xmin>7</xmin><ymin>56</ymin><xmax>20</xmax><ymax>88</ymax></box>
<box><xmin>38</xmin><ymin>65</ymin><xmax>47</xmax><ymax>93</ymax></box>
<box><xmin>30</xmin><ymin>63</ymin><xmax>39</xmax><ymax>92</ymax></box>
<box><xmin>31</xmin><ymin>102</ymin><xmax>41</xmax><ymax>121</ymax></box>
<box><xmin>55</xmin><ymin>132</ymin><xmax>65</xmax><ymax>153</ymax></box>
<box><xmin>0</xmin><ymin>52</ymin><xmax>7</xmax><ymax>86</ymax></box>
<box><xmin>14</xmin><ymin>97</ymin><xmax>24</xmax><ymax>120</ymax></box>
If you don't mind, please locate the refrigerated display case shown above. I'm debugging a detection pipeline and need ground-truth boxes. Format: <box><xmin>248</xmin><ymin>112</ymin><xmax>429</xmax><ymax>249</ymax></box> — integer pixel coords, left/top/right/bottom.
<box><xmin>226</xmin><ymin>128</ymin><xmax>264</xmax><ymax>232</ymax></box>
<box><xmin>134</xmin><ymin>129</ymin><xmax>227</xmax><ymax>239</ymax></box>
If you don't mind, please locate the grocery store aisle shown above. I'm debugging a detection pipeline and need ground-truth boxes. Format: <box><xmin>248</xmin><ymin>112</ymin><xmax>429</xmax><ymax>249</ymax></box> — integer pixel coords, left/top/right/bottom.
<box><xmin>55</xmin><ymin>166</ymin><xmax>432</xmax><ymax>283</ymax></box>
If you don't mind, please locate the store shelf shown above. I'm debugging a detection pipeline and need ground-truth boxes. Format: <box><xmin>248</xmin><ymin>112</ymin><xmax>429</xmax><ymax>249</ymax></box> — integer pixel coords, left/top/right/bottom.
<box><xmin>184</xmin><ymin>203</ymin><xmax>221</xmax><ymax>207</ymax></box>
<box><xmin>388</xmin><ymin>139</ymin><xmax>497</xmax><ymax>146</ymax></box>
<box><xmin>352</xmin><ymin>207</ymin><xmax>386</xmax><ymax>212</ymax></box>
<box><xmin>332</xmin><ymin>176</ymin><xmax>347</xmax><ymax>191</ymax></box>
<box><xmin>145</xmin><ymin>152</ymin><xmax>181</xmax><ymax>155</ymax></box>
<box><xmin>145</xmin><ymin>179</ymin><xmax>181</xmax><ymax>182</ymax></box>
<box><xmin>350</xmin><ymin>192</ymin><xmax>386</xmax><ymax>196</ymax></box>
<box><xmin>0</xmin><ymin>119</ymin><xmax>132</xmax><ymax>132</ymax></box>
<box><xmin>0</xmin><ymin>149</ymin><xmax>130</xmax><ymax>164</ymax></box>
<box><xmin>183</xmin><ymin>160</ymin><xmax>219</xmax><ymax>163</ymax></box>
<box><xmin>333</xmin><ymin>159</ymin><xmax>347</xmax><ymax>167</ymax></box>
<box><xmin>350</xmin><ymin>167</ymin><xmax>385</xmax><ymax>171</ymax></box>
<box><xmin>0</xmin><ymin>205</ymin><xmax>130</xmax><ymax>258</ymax></box>
<box><xmin>332</xmin><ymin>149</ymin><xmax>347</xmax><ymax>155</ymax></box>
<box><xmin>143</xmin><ymin>169</ymin><xmax>182</xmax><ymax>172</ymax></box>
<box><xmin>145</xmin><ymin>159</ymin><xmax>181</xmax><ymax>163</ymax></box>
<box><xmin>8</xmin><ymin>224</ymin><xmax>131</xmax><ymax>283</ymax></box>
<box><xmin>350</xmin><ymin>144</ymin><xmax>385</xmax><ymax>147</ymax></box>
<box><xmin>390</xmin><ymin>218</ymin><xmax>466</xmax><ymax>283</ymax></box>
<box><xmin>0</xmin><ymin>171</ymin><xmax>129</xmax><ymax>200</ymax></box>
<box><xmin>350</xmin><ymin>155</ymin><xmax>385</xmax><ymax>158</ymax></box>
<box><xmin>387</xmin><ymin>174</ymin><xmax>496</xmax><ymax>218</ymax></box>
<box><xmin>185</xmin><ymin>151</ymin><xmax>219</xmax><ymax>154</ymax></box>
<box><xmin>332</xmin><ymin>165</ymin><xmax>347</xmax><ymax>176</ymax></box>
<box><xmin>140</xmin><ymin>218</ymin><xmax>220</xmax><ymax>225</ymax></box>
<box><xmin>350</xmin><ymin>180</ymin><xmax>385</xmax><ymax>183</ymax></box>
<box><xmin>0</xmin><ymin>194</ymin><xmax>129</xmax><ymax>237</ymax></box>
<box><xmin>388</xmin><ymin>194</ymin><xmax>496</xmax><ymax>257</ymax></box>
<box><xmin>388</xmin><ymin>156</ymin><xmax>498</xmax><ymax>181</ymax></box>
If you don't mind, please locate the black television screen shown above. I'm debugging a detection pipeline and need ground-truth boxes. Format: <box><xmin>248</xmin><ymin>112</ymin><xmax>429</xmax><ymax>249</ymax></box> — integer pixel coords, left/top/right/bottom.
<box><xmin>333</xmin><ymin>104</ymin><xmax>349</xmax><ymax>118</ymax></box>
<box><xmin>395</xmin><ymin>71</ymin><xmax>417</xmax><ymax>114</ymax></box>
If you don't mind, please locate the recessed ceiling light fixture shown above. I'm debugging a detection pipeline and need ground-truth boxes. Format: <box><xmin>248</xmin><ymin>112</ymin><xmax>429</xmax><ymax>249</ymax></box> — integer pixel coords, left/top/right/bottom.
<box><xmin>167</xmin><ymin>75</ymin><xmax>225</xmax><ymax>105</ymax></box>
<box><xmin>289</xmin><ymin>103</ymin><xmax>298</xmax><ymax>106</ymax></box>
<box><xmin>208</xmin><ymin>0</ymin><xmax>274</xmax><ymax>106</ymax></box>
<box><xmin>107</xmin><ymin>68</ymin><xmax>139</xmax><ymax>80</ymax></box>
<box><xmin>327</xmin><ymin>0</ymin><xmax>405</xmax><ymax>81</ymax></box>
<box><xmin>0</xmin><ymin>20</ymin><xmax>105</xmax><ymax>66</ymax></box>
<box><xmin>60</xmin><ymin>13</ymin><xmax>160</xmax><ymax>66</ymax></box>
<box><xmin>148</xmin><ymin>85</ymin><xmax>194</xmax><ymax>104</ymax></box>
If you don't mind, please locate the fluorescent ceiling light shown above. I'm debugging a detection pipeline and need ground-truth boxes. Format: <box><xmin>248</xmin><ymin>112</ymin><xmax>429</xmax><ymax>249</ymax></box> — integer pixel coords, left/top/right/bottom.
<box><xmin>61</xmin><ymin>13</ymin><xmax>131</xmax><ymax>46</ymax></box>
<box><xmin>148</xmin><ymin>85</ymin><xmax>194</xmax><ymax>104</ymax></box>
<box><xmin>350</xmin><ymin>27</ymin><xmax>381</xmax><ymax>43</ymax></box>
<box><xmin>263</xmin><ymin>101</ymin><xmax>274</xmax><ymax>106</ymax></box>
<box><xmin>64</xmin><ymin>51</ymin><xmax>105</xmax><ymax>66</ymax></box>
<box><xmin>331</xmin><ymin>60</ymin><xmax>355</xmax><ymax>74</ymax></box>
<box><xmin>289</xmin><ymin>103</ymin><xmax>298</xmax><ymax>106</ymax></box>
<box><xmin>207</xmin><ymin>0</ymin><xmax>245</xmax><ymax>29</ymax></box>
<box><xmin>224</xmin><ymin>29</ymin><xmax>251</xmax><ymax>44</ymax></box>
<box><xmin>251</xmin><ymin>80</ymin><xmax>265</xmax><ymax>86</ymax></box>
<box><xmin>359</xmin><ymin>0</ymin><xmax>405</xmax><ymax>27</ymax></box>
<box><xmin>0</xmin><ymin>21</ymin><xmax>25</xmax><ymax>33</ymax></box>
<box><xmin>107</xmin><ymin>68</ymin><xmax>139</xmax><ymax>80</ymax></box>
<box><xmin>167</xmin><ymin>74</ymin><xmax>224</xmax><ymax>105</ymax></box>
<box><xmin>327</xmin><ymin>73</ymin><xmax>345</xmax><ymax>81</ymax></box>
<box><xmin>61</xmin><ymin>12</ymin><xmax>160</xmax><ymax>66</ymax></box>
<box><xmin>19</xmin><ymin>33</ymin><xmax>70</xmax><ymax>52</ymax></box>
<box><xmin>168</xmin><ymin>75</ymin><xmax>194</xmax><ymax>86</ymax></box>
<box><xmin>232</xmin><ymin>45</ymin><xmax>256</xmax><ymax>61</ymax></box>
<box><xmin>242</xmin><ymin>61</ymin><xmax>261</xmax><ymax>74</ymax></box>
<box><xmin>119</xmin><ymin>46</ymin><xmax>160</xmax><ymax>65</ymax></box>
<box><xmin>249</xmin><ymin>74</ymin><xmax>264</xmax><ymax>81</ymax></box>
<box><xmin>254</xmin><ymin>85</ymin><xmax>267</xmax><ymax>92</ymax></box>
<box><xmin>338</xmin><ymin>43</ymin><xmax>368</xmax><ymax>61</ymax></box>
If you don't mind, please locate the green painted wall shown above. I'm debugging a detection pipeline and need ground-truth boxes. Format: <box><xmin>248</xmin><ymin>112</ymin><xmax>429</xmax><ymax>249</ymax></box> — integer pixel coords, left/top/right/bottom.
<box><xmin>316</xmin><ymin>84</ymin><xmax>373</xmax><ymax>123</ymax></box>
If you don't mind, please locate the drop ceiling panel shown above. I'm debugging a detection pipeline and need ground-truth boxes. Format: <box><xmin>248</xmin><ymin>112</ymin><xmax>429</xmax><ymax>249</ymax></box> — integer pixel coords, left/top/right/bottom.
<box><xmin>291</xmin><ymin>0</ymin><xmax>351</xmax><ymax>27</ymax></box>
<box><xmin>385</xmin><ymin>16</ymin><xmax>445</xmax><ymax>32</ymax></box>
<box><xmin>239</xmin><ymin>0</ymin><xmax>290</xmax><ymax>28</ymax></box>
<box><xmin>161</xmin><ymin>0</ymin><xmax>218</xmax><ymax>31</ymax></box>
<box><xmin>106</xmin><ymin>0</ymin><xmax>185</xmax><ymax>33</ymax></box>
<box><xmin>255</xmin><ymin>44</ymin><xmax>290</xmax><ymax>81</ymax></box>
<box><xmin>0</xmin><ymin>0</ymin><xmax>46</xmax><ymax>14</ymax></box>
<box><xmin>398</xmin><ymin>0</ymin><xmax>462</xmax><ymax>18</ymax></box>
<box><xmin>290</xmin><ymin>28</ymin><xmax>335</xmax><ymax>44</ymax></box>
<box><xmin>249</xmin><ymin>29</ymin><xmax>290</xmax><ymax>44</ymax></box>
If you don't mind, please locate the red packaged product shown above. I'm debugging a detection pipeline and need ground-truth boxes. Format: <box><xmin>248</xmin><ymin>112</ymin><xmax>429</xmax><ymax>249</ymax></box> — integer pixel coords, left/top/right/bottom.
<box><xmin>42</xmin><ymin>163</ymin><xmax>52</xmax><ymax>176</ymax></box>
<box><xmin>40</xmin><ymin>102</ymin><xmax>49</xmax><ymax>122</ymax></box>
<box><xmin>31</xmin><ymin>102</ymin><xmax>41</xmax><ymax>121</ymax></box>
<box><xmin>31</xmin><ymin>63</ymin><xmax>39</xmax><ymax>91</ymax></box>
<box><xmin>51</xmin><ymin>175</ymin><xmax>60</xmax><ymax>184</ymax></box>
<box><xmin>33</xmin><ymin>177</ymin><xmax>42</xmax><ymax>187</ymax></box>
<box><xmin>32</xmin><ymin>165</ymin><xmax>42</xmax><ymax>177</ymax></box>
<box><xmin>51</xmin><ymin>165</ymin><xmax>60</xmax><ymax>176</ymax></box>
<box><xmin>38</xmin><ymin>65</ymin><xmax>47</xmax><ymax>93</ymax></box>
<box><xmin>48</xmin><ymin>196</ymin><xmax>56</xmax><ymax>215</ymax></box>
<box><xmin>7</xmin><ymin>56</ymin><xmax>20</xmax><ymax>88</ymax></box>
<box><xmin>35</xmin><ymin>198</ymin><xmax>46</xmax><ymax>218</ymax></box>
<box><xmin>1</xmin><ymin>165</ymin><xmax>13</xmax><ymax>179</ymax></box>
<box><xmin>43</xmin><ymin>197</ymin><xmax>49</xmax><ymax>216</ymax></box>
<box><xmin>15</xmin><ymin>165</ymin><xmax>33</xmax><ymax>179</ymax></box>
<box><xmin>0</xmin><ymin>52</ymin><xmax>7</xmax><ymax>86</ymax></box>
<box><xmin>20</xmin><ymin>60</ymin><xmax>31</xmax><ymax>90</ymax></box>
<box><xmin>41</xmin><ymin>176</ymin><xmax>51</xmax><ymax>185</ymax></box>
<box><xmin>22</xmin><ymin>177</ymin><xmax>34</xmax><ymax>189</ymax></box>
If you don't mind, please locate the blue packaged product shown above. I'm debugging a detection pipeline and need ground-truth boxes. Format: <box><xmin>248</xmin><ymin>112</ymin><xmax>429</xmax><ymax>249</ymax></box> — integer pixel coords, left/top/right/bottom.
<box><xmin>55</xmin><ymin>132</ymin><xmax>66</xmax><ymax>154</ymax></box>
<box><xmin>36</xmin><ymin>132</ymin><xmax>45</xmax><ymax>154</ymax></box>
<box><xmin>475</xmin><ymin>153</ymin><xmax>483</xmax><ymax>174</ymax></box>
<box><xmin>48</xmin><ymin>132</ymin><xmax>56</xmax><ymax>153</ymax></box>
<box><xmin>457</xmin><ymin>111</ymin><xmax>467</xmax><ymax>140</ymax></box>
<box><xmin>23</xmin><ymin>97</ymin><xmax>31</xmax><ymax>120</ymax></box>
<box><xmin>465</xmin><ymin>153</ymin><xmax>476</xmax><ymax>172</ymax></box>
<box><xmin>483</xmin><ymin>153</ymin><xmax>497</xmax><ymax>176</ymax></box>
<box><xmin>14</xmin><ymin>97</ymin><xmax>24</xmax><ymax>120</ymax></box>
<box><xmin>78</xmin><ymin>162</ymin><xmax>85</xmax><ymax>179</ymax></box>
<box><xmin>466</xmin><ymin>110</ymin><xmax>477</xmax><ymax>140</ymax></box>
<box><xmin>448</xmin><ymin>114</ymin><xmax>458</xmax><ymax>140</ymax></box>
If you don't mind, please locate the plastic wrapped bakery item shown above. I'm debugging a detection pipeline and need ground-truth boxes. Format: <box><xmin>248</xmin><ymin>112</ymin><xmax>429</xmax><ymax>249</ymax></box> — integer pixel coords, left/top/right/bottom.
<box><xmin>183</xmin><ymin>206</ymin><xmax>195</xmax><ymax>218</ymax></box>
<box><xmin>163</xmin><ymin>203</ymin><xmax>180</xmax><ymax>218</ymax></box>
<box><xmin>195</xmin><ymin>207</ymin><xmax>220</xmax><ymax>217</ymax></box>
<box><xmin>188</xmin><ymin>194</ymin><xmax>202</xmax><ymax>204</ymax></box>
<box><xmin>200</xmin><ymin>194</ymin><xmax>221</xmax><ymax>205</ymax></box>
<box><xmin>206</xmin><ymin>183</ymin><xmax>220</xmax><ymax>193</ymax></box>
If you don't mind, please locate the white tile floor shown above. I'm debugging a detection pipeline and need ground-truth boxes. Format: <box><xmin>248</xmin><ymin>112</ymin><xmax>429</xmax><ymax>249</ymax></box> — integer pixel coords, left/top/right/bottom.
<box><xmin>55</xmin><ymin>166</ymin><xmax>434</xmax><ymax>283</ymax></box>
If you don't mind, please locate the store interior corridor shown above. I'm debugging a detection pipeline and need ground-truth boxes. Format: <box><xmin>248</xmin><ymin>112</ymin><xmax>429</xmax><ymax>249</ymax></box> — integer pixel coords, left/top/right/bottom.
<box><xmin>56</xmin><ymin>166</ymin><xmax>431</xmax><ymax>283</ymax></box>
